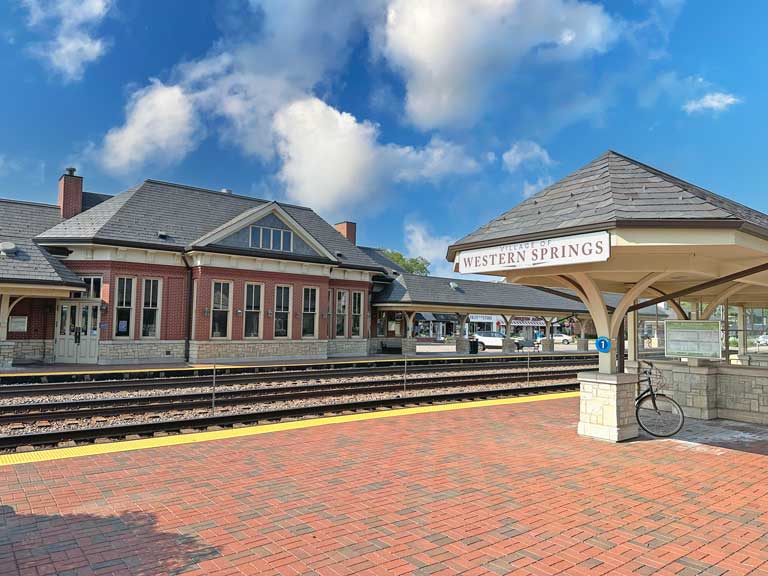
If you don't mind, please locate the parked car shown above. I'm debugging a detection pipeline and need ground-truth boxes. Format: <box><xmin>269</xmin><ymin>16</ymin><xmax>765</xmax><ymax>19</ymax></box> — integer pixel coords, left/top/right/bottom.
<box><xmin>472</xmin><ymin>332</ymin><xmax>537</xmax><ymax>351</ymax></box>
<box><xmin>535</xmin><ymin>333</ymin><xmax>572</xmax><ymax>345</ymax></box>
<box><xmin>472</xmin><ymin>331</ymin><xmax>505</xmax><ymax>351</ymax></box>
<box><xmin>755</xmin><ymin>334</ymin><xmax>768</xmax><ymax>346</ymax></box>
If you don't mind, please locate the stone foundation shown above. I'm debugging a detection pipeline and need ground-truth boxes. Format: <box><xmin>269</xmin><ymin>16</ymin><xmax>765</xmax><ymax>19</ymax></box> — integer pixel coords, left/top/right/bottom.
<box><xmin>99</xmin><ymin>340</ymin><xmax>186</xmax><ymax>365</ymax></box>
<box><xmin>576</xmin><ymin>339</ymin><xmax>589</xmax><ymax>352</ymax></box>
<box><xmin>502</xmin><ymin>339</ymin><xmax>518</xmax><ymax>353</ymax></box>
<box><xmin>578</xmin><ymin>371</ymin><xmax>639</xmax><ymax>442</ymax></box>
<box><xmin>12</xmin><ymin>339</ymin><xmax>54</xmax><ymax>363</ymax></box>
<box><xmin>189</xmin><ymin>339</ymin><xmax>327</xmax><ymax>363</ymax></box>
<box><xmin>0</xmin><ymin>341</ymin><xmax>14</xmax><ymax>369</ymax></box>
<box><xmin>455</xmin><ymin>337</ymin><xmax>470</xmax><ymax>354</ymax></box>
<box><xmin>327</xmin><ymin>339</ymin><xmax>368</xmax><ymax>357</ymax></box>
<box><xmin>540</xmin><ymin>339</ymin><xmax>555</xmax><ymax>353</ymax></box>
<box><xmin>402</xmin><ymin>338</ymin><xmax>417</xmax><ymax>356</ymax></box>
<box><xmin>735</xmin><ymin>354</ymin><xmax>768</xmax><ymax>368</ymax></box>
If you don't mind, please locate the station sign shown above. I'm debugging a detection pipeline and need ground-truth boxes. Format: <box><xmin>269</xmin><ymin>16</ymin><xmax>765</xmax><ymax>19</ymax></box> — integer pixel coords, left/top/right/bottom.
<box><xmin>665</xmin><ymin>320</ymin><xmax>722</xmax><ymax>359</ymax></box>
<box><xmin>457</xmin><ymin>231</ymin><xmax>610</xmax><ymax>274</ymax></box>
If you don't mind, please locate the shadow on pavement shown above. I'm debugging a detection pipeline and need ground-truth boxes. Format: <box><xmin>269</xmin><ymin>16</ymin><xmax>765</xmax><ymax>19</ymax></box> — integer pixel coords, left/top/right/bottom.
<box><xmin>638</xmin><ymin>417</ymin><xmax>768</xmax><ymax>456</ymax></box>
<box><xmin>0</xmin><ymin>504</ymin><xmax>219</xmax><ymax>575</ymax></box>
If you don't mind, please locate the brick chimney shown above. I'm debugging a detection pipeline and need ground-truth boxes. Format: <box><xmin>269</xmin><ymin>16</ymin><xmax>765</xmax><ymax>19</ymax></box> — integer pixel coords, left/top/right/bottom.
<box><xmin>58</xmin><ymin>167</ymin><xmax>83</xmax><ymax>219</ymax></box>
<box><xmin>335</xmin><ymin>221</ymin><xmax>357</xmax><ymax>245</ymax></box>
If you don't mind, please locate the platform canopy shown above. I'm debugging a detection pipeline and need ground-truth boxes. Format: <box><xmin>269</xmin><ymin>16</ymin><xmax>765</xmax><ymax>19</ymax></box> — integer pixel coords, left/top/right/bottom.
<box><xmin>447</xmin><ymin>151</ymin><xmax>768</xmax><ymax>372</ymax></box>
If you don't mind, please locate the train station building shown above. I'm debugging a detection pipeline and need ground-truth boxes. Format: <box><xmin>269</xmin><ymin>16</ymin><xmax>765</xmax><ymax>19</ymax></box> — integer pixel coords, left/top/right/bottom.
<box><xmin>0</xmin><ymin>169</ymin><xmax>645</xmax><ymax>369</ymax></box>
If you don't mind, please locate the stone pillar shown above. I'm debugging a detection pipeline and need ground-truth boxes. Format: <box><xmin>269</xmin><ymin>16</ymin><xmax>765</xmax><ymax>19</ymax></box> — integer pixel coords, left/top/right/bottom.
<box><xmin>0</xmin><ymin>294</ymin><xmax>9</xmax><ymax>342</ymax></box>
<box><xmin>402</xmin><ymin>337</ymin><xmax>417</xmax><ymax>356</ymax></box>
<box><xmin>577</xmin><ymin>372</ymin><xmax>639</xmax><ymax>442</ymax></box>
<box><xmin>737</xmin><ymin>305</ymin><xmax>748</xmax><ymax>356</ymax></box>
<box><xmin>576</xmin><ymin>316</ymin><xmax>589</xmax><ymax>350</ymax></box>
<box><xmin>676</xmin><ymin>358</ymin><xmax>719</xmax><ymax>419</ymax></box>
<box><xmin>0</xmin><ymin>341</ymin><xmax>14</xmax><ymax>369</ymax></box>
<box><xmin>455</xmin><ymin>337</ymin><xmax>470</xmax><ymax>354</ymax></box>
<box><xmin>540</xmin><ymin>339</ymin><xmax>554</xmax><ymax>352</ymax></box>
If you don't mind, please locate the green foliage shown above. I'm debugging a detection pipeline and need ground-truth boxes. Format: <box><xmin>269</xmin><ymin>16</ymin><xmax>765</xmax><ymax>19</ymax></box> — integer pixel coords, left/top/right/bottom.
<box><xmin>381</xmin><ymin>249</ymin><xmax>430</xmax><ymax>275</ymax></box>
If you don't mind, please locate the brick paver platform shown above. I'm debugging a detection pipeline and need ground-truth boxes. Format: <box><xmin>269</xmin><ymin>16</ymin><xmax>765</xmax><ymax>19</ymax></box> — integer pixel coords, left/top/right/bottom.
<box><xmin>2</xmin><ymin>396</ymin><xmax>768</xmax><ymax>575</ymax></box>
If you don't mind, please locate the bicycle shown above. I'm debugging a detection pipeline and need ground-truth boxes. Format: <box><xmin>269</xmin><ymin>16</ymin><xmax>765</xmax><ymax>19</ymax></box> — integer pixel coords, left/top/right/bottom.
<box><xmin>635</xmin><ymin>360</ymin><xmax>685</xmax><ymax>437</ymax></box>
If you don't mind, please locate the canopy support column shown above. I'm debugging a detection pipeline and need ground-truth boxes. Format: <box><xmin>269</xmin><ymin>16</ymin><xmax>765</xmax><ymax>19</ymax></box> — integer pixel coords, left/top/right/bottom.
<box><xmin>738</xmin><ymin>305</ymin><xmax>748</xmax><ymax>356</ymax></box>
<box><xmin>455</xmin><ymin>313</ymin><xmax>469</xmax><ymax>354</ymax></box>
<box><xmin>0</xmin><ymin>294</ymin><xmax>9</xmax><ymax>341</ymax></box>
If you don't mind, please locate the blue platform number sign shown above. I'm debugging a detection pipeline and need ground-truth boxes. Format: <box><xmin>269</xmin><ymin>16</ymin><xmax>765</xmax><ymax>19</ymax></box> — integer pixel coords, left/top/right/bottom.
<box><xmin>595</xmin><ymin>336</ymin><xmax>612</xmax><ymax>353</ymax></box>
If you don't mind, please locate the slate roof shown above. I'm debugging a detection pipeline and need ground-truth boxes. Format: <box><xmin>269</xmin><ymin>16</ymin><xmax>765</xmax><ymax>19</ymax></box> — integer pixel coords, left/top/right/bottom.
<box><xmin>0</xmin><ymin>200</ymin><xmax>84</xmax><ymax>287</ymax></box>
<box><xmin>448</xmin><ymin>150</ymin><xmax>768</xmax><ymax>258</ymax></box>
<box><xmin>373</xmin><ymin>272</ymin><xmax>666</xmax><ymax>317</ymax></box>
<box><xmin>358</xmin><ymin>247</ymin><xmax>410</xmax><ymax>275</ymax></box>
<box><xmin>37</xmin><ymin>180</ymin><xmax>385</xmax><ymax>272</ymax></box>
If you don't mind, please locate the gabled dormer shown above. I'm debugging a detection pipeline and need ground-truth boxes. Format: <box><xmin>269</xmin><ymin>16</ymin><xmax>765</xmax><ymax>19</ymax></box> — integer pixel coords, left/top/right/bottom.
<box><xmin>189</xmin><ymin>201</ymin><xmax>338</xmax><ymax>262</ymax></box>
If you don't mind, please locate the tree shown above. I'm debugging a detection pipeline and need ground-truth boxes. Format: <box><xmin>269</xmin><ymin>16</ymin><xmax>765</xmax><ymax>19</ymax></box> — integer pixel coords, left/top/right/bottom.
<box><xmin>380</xmin><ymin>249</ymin><xmax>430</xmax><ymax>275</ymax></box>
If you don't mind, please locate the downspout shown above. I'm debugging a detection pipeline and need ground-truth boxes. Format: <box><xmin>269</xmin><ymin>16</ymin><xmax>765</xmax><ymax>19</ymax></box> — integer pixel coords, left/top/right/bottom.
<box><xmin>181</xmin><ymin>253</ymin><xmax>194</xmax><ymax>363</ymax></box>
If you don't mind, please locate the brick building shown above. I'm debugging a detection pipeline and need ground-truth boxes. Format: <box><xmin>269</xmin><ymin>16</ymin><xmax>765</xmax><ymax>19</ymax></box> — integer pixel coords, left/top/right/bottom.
<box><xmin>0</xmin><ymin>170</ymin><xmax>386</xmax><ymax>367</ymax></box>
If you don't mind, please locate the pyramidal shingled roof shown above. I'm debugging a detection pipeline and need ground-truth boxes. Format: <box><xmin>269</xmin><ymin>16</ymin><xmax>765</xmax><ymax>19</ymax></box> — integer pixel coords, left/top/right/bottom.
<box><xmin>448</xmin><ymin>151</ymin><xmax>768</xmax><ymax>257</ymax></box>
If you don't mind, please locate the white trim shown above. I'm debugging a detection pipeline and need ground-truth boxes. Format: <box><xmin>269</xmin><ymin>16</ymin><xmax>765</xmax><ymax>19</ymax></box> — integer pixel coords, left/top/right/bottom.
<box><xmin>113</xmin><ymin>276</ymin><xmax>136</xmax><ymax>339</ymax></box>
<box><xmin>274</xmin><ymin>284</ymin><xmax>293</xmax><ymax>339</ymax></box>
<box><xmin>301</xmin><ymin>286</ymin><xmax>319</xmax><ymax>339</ymax></box>
<box><xmin>191</xmin><ymin>202</ymin><xmax>338</xmax><ymax>262</ymax></box>
<box><xmin>335</xmin><ymin>289</ymin><xmax>349</xmax><ymax>338</ymax></box>
<box><xmin>140</xmin><ymin>277</ymin><xmax>163</xmax><ymax>340</ymax></box>
<box><xmin>191</xmin><ymin>279</ymin><xmax>198</xmax><ymax>339</ymax></box>
<box><xmin>351</xmin><ymin>290</ymin><xmax>364</xmax><ymax>339</ymax></box>
<box><xmin>210</xmin><ymin>280</ymin><xmax>233</xmax><ymax>340</ymax></box>
<box><xmin>243</xmin><ymin>282</ymin><xmax>265</xmax><ymax>339</ymax></box>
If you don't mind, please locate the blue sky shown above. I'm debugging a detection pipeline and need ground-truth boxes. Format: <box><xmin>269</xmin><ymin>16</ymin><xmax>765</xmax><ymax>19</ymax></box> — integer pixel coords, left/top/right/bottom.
<box><xmin>1</xmin><ymin>0</ymin><xmax>765</xmax><ymax>276</ymax></box>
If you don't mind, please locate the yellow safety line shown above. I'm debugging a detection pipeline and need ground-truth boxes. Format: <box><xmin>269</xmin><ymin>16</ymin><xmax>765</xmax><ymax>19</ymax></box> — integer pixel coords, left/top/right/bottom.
<box><xmin>0</xmin><ymin>352</ymin><xmax>595</xmax><ymax>378</ymax></box>
<box><xmin>0</xmin><ymin>391</ymin><xmax>579</xmax><ymax>467</ymax></box>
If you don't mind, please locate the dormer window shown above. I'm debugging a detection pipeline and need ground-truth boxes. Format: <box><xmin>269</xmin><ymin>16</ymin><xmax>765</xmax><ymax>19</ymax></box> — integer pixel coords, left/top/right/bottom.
<box><xmin>250</xmin><ymin>225</ymin><xmax>293</xmax><ymax>252</ymax></box>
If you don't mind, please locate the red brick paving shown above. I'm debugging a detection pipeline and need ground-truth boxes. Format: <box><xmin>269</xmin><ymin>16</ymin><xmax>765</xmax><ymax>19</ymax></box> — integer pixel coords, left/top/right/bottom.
<box><xmin>2</xmin><ymin>397</ymin><xmax>768</xmax><ymax>575</ymax></box>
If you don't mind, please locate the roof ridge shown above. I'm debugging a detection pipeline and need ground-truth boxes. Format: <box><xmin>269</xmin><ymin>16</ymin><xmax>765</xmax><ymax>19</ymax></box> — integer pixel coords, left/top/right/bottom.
<box><xmin>607</xmin><ymin>150</ymin><xmax>758</xmax><ymax>220</ymax></box>
<box><xmin>0</xmin><ymin>197</ymin><xmax>59</xmax><ymax>210</ymax></box>
<box><xmin>143</xmin><ymin>179</ymin><xmax>314</xmax><ymax>212</ymax></box>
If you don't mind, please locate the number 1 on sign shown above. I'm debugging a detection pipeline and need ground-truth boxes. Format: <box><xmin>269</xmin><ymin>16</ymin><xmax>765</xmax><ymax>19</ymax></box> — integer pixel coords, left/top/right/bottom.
<box><xmin>595</xmin><ymin>337</ymin><xmax>611</xmax><ymax>353</ymax></box>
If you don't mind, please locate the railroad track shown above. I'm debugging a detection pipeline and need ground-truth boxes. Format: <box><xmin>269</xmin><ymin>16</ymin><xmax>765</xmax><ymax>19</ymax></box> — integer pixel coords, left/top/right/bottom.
<box><xmin>0</xmin><ymin>358</ymin><xmax>595</xmax><ymax>396</ymax></box>
<box><xmin>0</xmin><ymin>380</ymin><xmax>579</xmax><ymax>451</ymax></box>
<box><xmin>0</xmin><ymin>369</ymin><xmax>583</xmax><ymax>424</ymax></box>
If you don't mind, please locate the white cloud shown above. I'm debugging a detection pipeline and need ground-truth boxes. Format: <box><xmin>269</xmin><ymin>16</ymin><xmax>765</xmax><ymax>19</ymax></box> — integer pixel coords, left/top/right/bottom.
<box><xmin>502</xmin><ymin>141</ymin><xmax>553</xmax><ymax>172</ymax></box>
<box><xmin>522</xmin><ymin>176</ymin><xmax>553</xmax><ymax>198</ymax></box>
<box><xmin>100</xmin><ymin>81</ymin><xmax>201</xmax><ymax>173</ymax></box>
<box><xmin>404</xmin><ymin>221</ymin><xmax>455</xmax><ymax>276</ymax></box>
<box><xmin>375</xmin><ymin>0</ymin><xmax>620</xmax><ymax>129</ymax></box>
<box><xmin>273</xmin><ymin>97</ymin><xmax>479</xmax><ymax>215</ymax></box>
<box><xmin>683</xmin><ymin>92</ymin><xmax>741</xmax><ymax>115</ymax></box>
<box><xmin>0</xmin><ymin>155</ymin><xmax>21</xmax><ymax>177</ymax></box>
<box><xmin>21</xmin><ymin>0</ymin><xmax>112</xmax><ymax>82</ymax></box>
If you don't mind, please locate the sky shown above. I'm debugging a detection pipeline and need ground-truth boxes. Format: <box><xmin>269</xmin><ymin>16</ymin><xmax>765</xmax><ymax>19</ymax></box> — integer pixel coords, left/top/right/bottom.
<box><xmin>1</xmin><ymin>0</ymin><xmax>766</xmax><ymax>277</ymax></box>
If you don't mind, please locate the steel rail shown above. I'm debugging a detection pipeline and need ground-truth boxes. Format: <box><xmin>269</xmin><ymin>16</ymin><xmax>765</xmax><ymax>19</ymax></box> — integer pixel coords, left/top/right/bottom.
<box><xmin>0</xmin><ymin>359</ymin><xmax>595</xmax><ymax>395</ymax></box>
<box><xmin>0</xmin><ymin>382</ymin><xmax>579</xmax><ymax>450</ymax></box>
<box><xmin>0</xmin><ymin>369</ymin><xmax>583</xmax><ymax>423</ymax></box>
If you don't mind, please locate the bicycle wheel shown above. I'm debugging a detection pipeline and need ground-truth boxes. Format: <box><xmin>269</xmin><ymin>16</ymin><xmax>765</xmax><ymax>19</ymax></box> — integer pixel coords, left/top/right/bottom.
<box><xmin>636</xmin><ymin>393</ymin><xmax>684</xmax><ymax>437</ymax></box>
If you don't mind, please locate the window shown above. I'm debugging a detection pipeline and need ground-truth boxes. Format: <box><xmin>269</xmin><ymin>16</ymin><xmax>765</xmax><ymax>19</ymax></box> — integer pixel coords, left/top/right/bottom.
<box><xmin>211</xmin><ymin>281</ymin><xmax>231</xmax><ymax>338</ymax></box>
<box><xmin>249</xmin><ymin>226</ymin><xmax>293</xmax><ymax>252</ymax></box>
<box><xmin>336</xmin><ymin>290</ymin><xmax>348</xmax><ymax>337</ymax></box>
<box><xmin>244</xmin><ymin>283</ymin><xmax>262</xmax><ymax>338</ymax></box>
<box><xmin>114</xmin><ymin>277</ymin><xmax>134</xmax><ymax>337</ymax></box>
<box><xmin>302</xmin><ymin>287</ymin><xmax>318</xmax><ymax>338</ymax></box>
<box><xmin>141</xmin><ymin>279</ymin><xmax>161</xmax><ymax>338</ymax></box>
<box><xmin>275</xmin><ymin>286</ymin><xmax>291</xmax><ymax>338</ymax></box>
<box><xmin>352</xmin><ymin>291</ymin><xmax>363</xmax><ymax>338</ymax></box>
<box><xmin>75</xmin><ymin>276</ymin><xmax>102</xmax><ymax>299</ymax></box>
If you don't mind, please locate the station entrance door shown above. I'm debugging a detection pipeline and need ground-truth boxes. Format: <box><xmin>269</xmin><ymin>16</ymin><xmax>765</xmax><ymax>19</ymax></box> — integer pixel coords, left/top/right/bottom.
<box><xmin>54</xmin><ymin>301</ymin><xmax>100</xmax><ymax>363</ymax></box>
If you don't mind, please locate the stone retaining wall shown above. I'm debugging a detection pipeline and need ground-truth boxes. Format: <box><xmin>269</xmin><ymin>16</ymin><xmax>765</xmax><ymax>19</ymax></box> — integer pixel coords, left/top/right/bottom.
<box><xmin>12</xmin><ymin>339</ymin><xmax>54</xmax><ymax>363</ymax></box>
<box><xmin>188</xmin><ymin>339</ymin><xmax>327</xmax><ymax>363</ymax></box>
<box><xmin>368</xmin><ymin>338</ymin><xmax>404</xmax><ymax>354</ymax></box>
<box><xmin>626</xmin><ymin>359</ymin><xmax>768</xmax><ymax>424</ymax></box>
<box><xmin>0</xmin><ymin>342</ymin><xmax>14</xmax><ymax>369</ymax></box>
<box><xmin>99</xmin><ymin>340</ymin><xmax>187</xmax><ymax>364</ymax></box>
<box><xmin>327</xmin><ymin>339</ymin><xmax>368</xmax><ymax>357</ymax></box>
